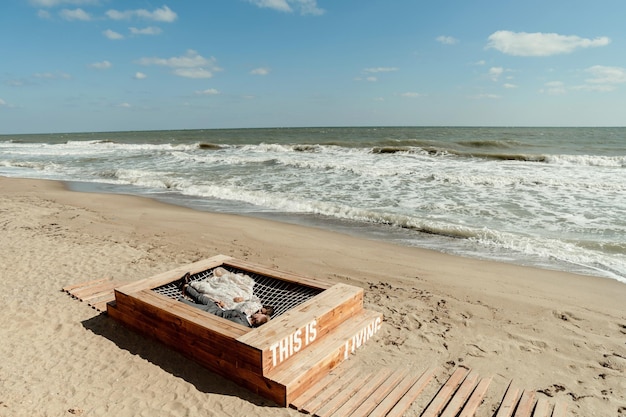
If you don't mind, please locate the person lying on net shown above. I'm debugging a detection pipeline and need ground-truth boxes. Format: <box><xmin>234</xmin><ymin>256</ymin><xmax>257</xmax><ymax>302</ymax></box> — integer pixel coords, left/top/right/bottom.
<box><xmin>187</xmin><ymin>267</ymin><xmax>264</xmax><ymax>316</ymax></box>
<box><xmin>177</xmin><ymin>274</ymin><xmax>271</xmax><ymax>328</ymax></box>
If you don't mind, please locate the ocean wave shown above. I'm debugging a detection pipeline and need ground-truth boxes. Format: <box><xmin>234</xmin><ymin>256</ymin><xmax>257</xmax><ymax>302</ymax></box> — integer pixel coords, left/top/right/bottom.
<box><xmin>198</xmin><ymin>142</ymin><xmax>223</xmax><ymax>150</ymax></box>
<box><xmin>456</xmin><ymin>139</ymin><xmax>525</xmax><ymax>149</ymax></box>
<box><xmin>544</xmin><ymin>154</ymin><xmax>626</xmax><ymax>167</ymax></box>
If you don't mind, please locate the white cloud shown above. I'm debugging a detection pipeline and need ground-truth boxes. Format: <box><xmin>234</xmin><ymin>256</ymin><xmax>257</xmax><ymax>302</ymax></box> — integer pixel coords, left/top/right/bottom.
<box><xmin>488</xmin><ymin>67</ymin><xmax>504</xmax><ymax>81</ymax></box>
<box><xmin>401</xmin><ymin>92</ymin><xmax>423</xmax><ymax>98</ymax></box>
<box><xmin>469</xmin><ymin>93</ymin><xmax>501</xmax><ymax>99</ymax></box>
<box><xmin>103</xmin><ymin>29</ymin><xmax>123</xmax><ymax>40</ymax></box>
<box><xmin>539</xmin><ymin>81</ymin><xmax>567</xmax><ymax>95</ymax></box>
<box><xmin>137</xmin><ymin>50</ymin><xmax>222</xmax><ymax>79</ymax></box>
<box><xmin>436</xmin><ymin>35</ymin><xmax>458</xmax><ymax>45</ymax></box>
<box><xmin>248</xmin><ymin>0</ymin><xmax>324</xmax><ymax>15</ymax></box>
<box><xmin>250</xmin><ymin>67</ymin><xmax>270</xmax><ymax>75</ymax></box>
<box><xmin>134</xmin><ymin>72</ymin><xmax>147</xmax><ymax>80</ymax></box>
<box><xmin>503</xmin><ymin>83</ymin><xmax>517</xmax><ymax>89</ymax></box>
<box><xmin>117</xmin><ymin>102</ymin><xmax>131</xmax><ymax>108</ymax></box>
<box><xmin>106</xmin><ymin>5</ymin><xmax>177</xmax><ymax>22</ymax></box>
<box><xmin>173</xmin><ymin>68</ymin><xmax>215</xmax><ymax>79</ymax></box>
<box><xmin>364</xmin><ymin>67</ymin><xmax>398</xmax><ymax>74</ymax></box>
<box><xmin>584</xmin><ymin>65</ymin><xmax>626</xmax><ymax>85</ymax></box>
<box><xmin>37</xmin><ymin>10</ymin><xmax>52</xmax><ymax>19</ymax></box>
<box><xmin>89</xmin><ymin>60</ymin><xmax>112</xmax><ymax>69</ymax></box>
<box><xmin>130</xmin><ymin>26</ymin><xmax>162</xmax><ymax>35</ymax></box>
<box><xmin>59</xmin><ymin>8</ymin><xmax>91</xmax><ymax>20</ymax></box>
<box><xmin>195</xmin><ymin>88</ymin><xmax>220</xmax><ymax>96</ymax></box>
<box><xmin>570</xmin><ymin>66</ymin><xmax>626</xmax><ymax>92</ymax></box>
<box><xmin>138</xmin><ymin>49</ymin><xmax>215</xmax><ymax>68</ymax></box>
<box><xmin>487</xmin><ymin>31</ymin><xmax>610</xmax><ymax>56</ymax></box>
<box><xmin>0</xmin><ymin>98</ymin><xmax>17</xmax><ymax>109</ymax></box>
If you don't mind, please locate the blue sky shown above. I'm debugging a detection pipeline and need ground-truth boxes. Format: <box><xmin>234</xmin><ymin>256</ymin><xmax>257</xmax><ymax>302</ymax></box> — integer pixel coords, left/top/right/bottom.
<box><xmin>1</xmin><ymin>0</ymin><xmax>625</xmax><ymax>133</ymax></box>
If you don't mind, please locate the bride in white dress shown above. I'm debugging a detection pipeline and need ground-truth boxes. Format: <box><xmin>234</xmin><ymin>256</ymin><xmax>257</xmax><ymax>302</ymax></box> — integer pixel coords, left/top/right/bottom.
<box><xmin>189</xmin><ymin>267</ymin><xmax>264</xmax><ymax>316</ymax></box>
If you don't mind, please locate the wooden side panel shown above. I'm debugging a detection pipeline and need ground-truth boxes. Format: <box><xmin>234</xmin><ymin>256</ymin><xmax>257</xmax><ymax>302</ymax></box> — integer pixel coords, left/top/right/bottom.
<box><xmin>107</xmin><ymin>301</ymin><xmax>288</xmax><ymax>406</ymax></box>
<box><xmin>223</xmin><ymin>258</ymin><xmax>334</xmax><ymax>290</ymax></box>
<box><xmin>109</xmin><ymin>290</ymin><xmax>260</xmax><ymax>368</ymax></box>
<box><xmin>115</xmin><ymin>254</ymin><xmax>233</xmax><ymax>294</ymax></box>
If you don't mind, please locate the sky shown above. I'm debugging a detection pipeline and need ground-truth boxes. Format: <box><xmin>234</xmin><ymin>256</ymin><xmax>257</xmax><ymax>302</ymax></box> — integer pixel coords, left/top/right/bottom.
<box><xmin>1</xmin><ymin>0</ymin><xmax>626</xmax><ymax>134</ymax></box>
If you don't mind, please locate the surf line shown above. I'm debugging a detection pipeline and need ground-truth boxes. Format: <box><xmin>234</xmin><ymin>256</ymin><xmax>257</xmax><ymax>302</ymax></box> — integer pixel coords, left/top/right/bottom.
<box><xmin>343</xmin><ymin>316</ymin><xmax>382</xmax><ymax>360</ymax></box>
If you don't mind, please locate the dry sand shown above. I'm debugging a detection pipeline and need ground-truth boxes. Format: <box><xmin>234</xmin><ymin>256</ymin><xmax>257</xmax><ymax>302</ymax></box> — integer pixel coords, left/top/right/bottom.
<box><xmin>0</xmin><ymin>177</ymin><xmax>624</xmax><ymax>417</ymax></box>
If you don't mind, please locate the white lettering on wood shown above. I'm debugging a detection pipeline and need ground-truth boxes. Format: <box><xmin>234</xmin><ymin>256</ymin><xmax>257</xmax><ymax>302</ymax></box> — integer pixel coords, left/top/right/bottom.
<box><xmin>344</xmin><ymin>316</ymin><xmax>382</xmax><ymax>360</ymax></box>
<box><xmin>270</xmin><ymin>320</ymin><xmax>317</xmax><ymax>367</ymax></box>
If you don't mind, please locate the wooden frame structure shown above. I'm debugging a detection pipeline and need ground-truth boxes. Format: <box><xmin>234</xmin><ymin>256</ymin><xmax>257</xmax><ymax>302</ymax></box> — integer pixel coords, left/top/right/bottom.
<box><xmin>106</xmin><ymin>254</ymin><xmax>383</xmax><ymax>407</ymax></box>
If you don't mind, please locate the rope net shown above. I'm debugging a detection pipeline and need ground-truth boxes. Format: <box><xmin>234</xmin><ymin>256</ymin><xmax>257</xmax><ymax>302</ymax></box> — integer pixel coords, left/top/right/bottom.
<box><xmin>152</xmin><ymin>265</ymin><xmax>323</xmax><ymax>318</ymax></box>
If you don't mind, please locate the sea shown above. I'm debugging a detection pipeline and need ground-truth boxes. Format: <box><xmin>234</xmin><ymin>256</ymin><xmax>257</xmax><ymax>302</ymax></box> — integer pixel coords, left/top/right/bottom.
<box><xmin>1</xmin><ymin>127</ymin><xmax>625</xmax><ymax>284</ymax></box>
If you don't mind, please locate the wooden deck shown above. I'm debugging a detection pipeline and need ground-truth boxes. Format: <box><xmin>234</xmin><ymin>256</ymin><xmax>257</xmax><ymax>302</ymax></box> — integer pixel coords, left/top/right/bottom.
<box><xmin>288</xmin><ymin>365</ymin><xmax>567</xmax><ymax>417</ymax></box>
<box><xmin>64</xmin><ymin>255</ymin><xmax>568</xmax><ymax>416</ymax></box>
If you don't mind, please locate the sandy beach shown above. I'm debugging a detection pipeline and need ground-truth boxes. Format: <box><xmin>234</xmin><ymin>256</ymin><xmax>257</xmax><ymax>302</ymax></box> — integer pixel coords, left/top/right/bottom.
<box><xmin>0</xmin><ymin>176</ymin><xmax>624</xmax><ymax>417</ymax></box>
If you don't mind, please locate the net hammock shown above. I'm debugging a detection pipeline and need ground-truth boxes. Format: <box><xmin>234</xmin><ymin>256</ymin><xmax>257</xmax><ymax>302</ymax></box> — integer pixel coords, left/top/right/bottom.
<box><xmin>152</xmin><ymin>265</ymin><xmax>323</xmax><ymax>318</ymax></box>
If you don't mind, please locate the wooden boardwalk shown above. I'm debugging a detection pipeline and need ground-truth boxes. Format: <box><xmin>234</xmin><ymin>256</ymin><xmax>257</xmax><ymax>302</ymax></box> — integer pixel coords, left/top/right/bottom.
<box><xmin>64</xmin><ymin>257</ymin><xmax>568</xmax><ymax>417</ymax></box>
<box><xmin>288</xmin><ymin>365</ymin><xmax>567</xmax><ymax>417</ymax></box>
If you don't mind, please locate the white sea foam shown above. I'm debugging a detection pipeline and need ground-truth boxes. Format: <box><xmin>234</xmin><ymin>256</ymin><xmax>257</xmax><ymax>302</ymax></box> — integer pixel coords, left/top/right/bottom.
<box><xmin>1</xmin><ymin>128</ymin><xmax>625</xmax><ymax>282</ymax></box>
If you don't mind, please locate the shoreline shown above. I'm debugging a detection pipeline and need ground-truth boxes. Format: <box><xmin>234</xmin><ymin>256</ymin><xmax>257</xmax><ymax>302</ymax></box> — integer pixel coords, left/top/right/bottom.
<box><xmin>1</xmin><ymin>176</ymin><xmax>624</xmax><ymax>416</ymax></box>
<box><xmin>64</xmin><ymin>179</ymin><xmax>624</xmax><ymax>284</ymax></box>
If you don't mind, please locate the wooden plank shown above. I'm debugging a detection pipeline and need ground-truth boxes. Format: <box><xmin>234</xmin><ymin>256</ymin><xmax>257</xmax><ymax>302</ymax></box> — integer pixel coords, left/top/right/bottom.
<box><xmin>298</xmin><ymin>368</ymin><xmax>365</xmax><ymax>415</ymax></box>
<box><xmin>457</xmin><ymin>376</ymin><xmax>492</xmax><ymax>417</ymax></box>
<box><xmin>551</xmin><ymin>401</ymin><xmax>567</xmax><ymax>417</ymax></box>
<box><xmin>310</xmin><ymin>370</ymin><xmax>372</xmax><ymax>417</ymax></box>
<box><xmin>70</xmin><ymin>280</ymin><xmax>118</xmax><ymax>299</ymax></box>
<box><xmin>513</xmin><ymin>390</ymin><xmax>536</xmax><ymax>417</ymax></box>
<box><xmin>348</xmin><ymin>368</ymin><xmax>410</xmax><ymax>417</ymax></box>
<box><xmin>79</xmin><ymin>283</ymin><xmax>119</xmax><ymax>301</ymax></box>
<box><xmin>440</xmin><ymin>370</ymin><xmax>481</xmax><ymax>417</ymax></box>
<box><xmin>224</xmin><ymin>258</ymin><xmax>334</xmax><ymax>290</ymax></box>
<box><xmin>532</xmin><ymin>398</ymin><xmax>553</xmax><ymax>417</ymax></box>
<box><xmin>368</xmin><ymin>367</ymin><xmax>438</xmax><ymax>417</ymax></box>
<box><xmin>290</xmin><ymin>365</ymin><xmax>351</xmax><ymax>411</ymax></box>
<box><xmin>62</xmin><ymin>277</ymin><xmax>110</xmax><ymax>292</ymax></box>
<box><xmin>421</xmin><ymin>367</ymin><xmax>470</xmax><ymax>417</ymax></box>
<box><xmin>495</xmin><ymin>381</ymin><xmax>522</xmax><ymax>417</ymax></box>
<box><xmin>115</xmin><ymin>254</ymin><xmax>233</xmax><ymax>294</ymax></box>
<box><xmin>321</xmin><ymin>368</ymin><xmax>392</xmax><ymax>417</ymax></box>
<box><xmin>91</xmin><ymin>297</ymin><xmax>115</xmax><ymax>312</ymax></box>
<box><xmin>382</xmin><ymin>366</ymin><xmax>438</xmax><ymax>417</ymax></box>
